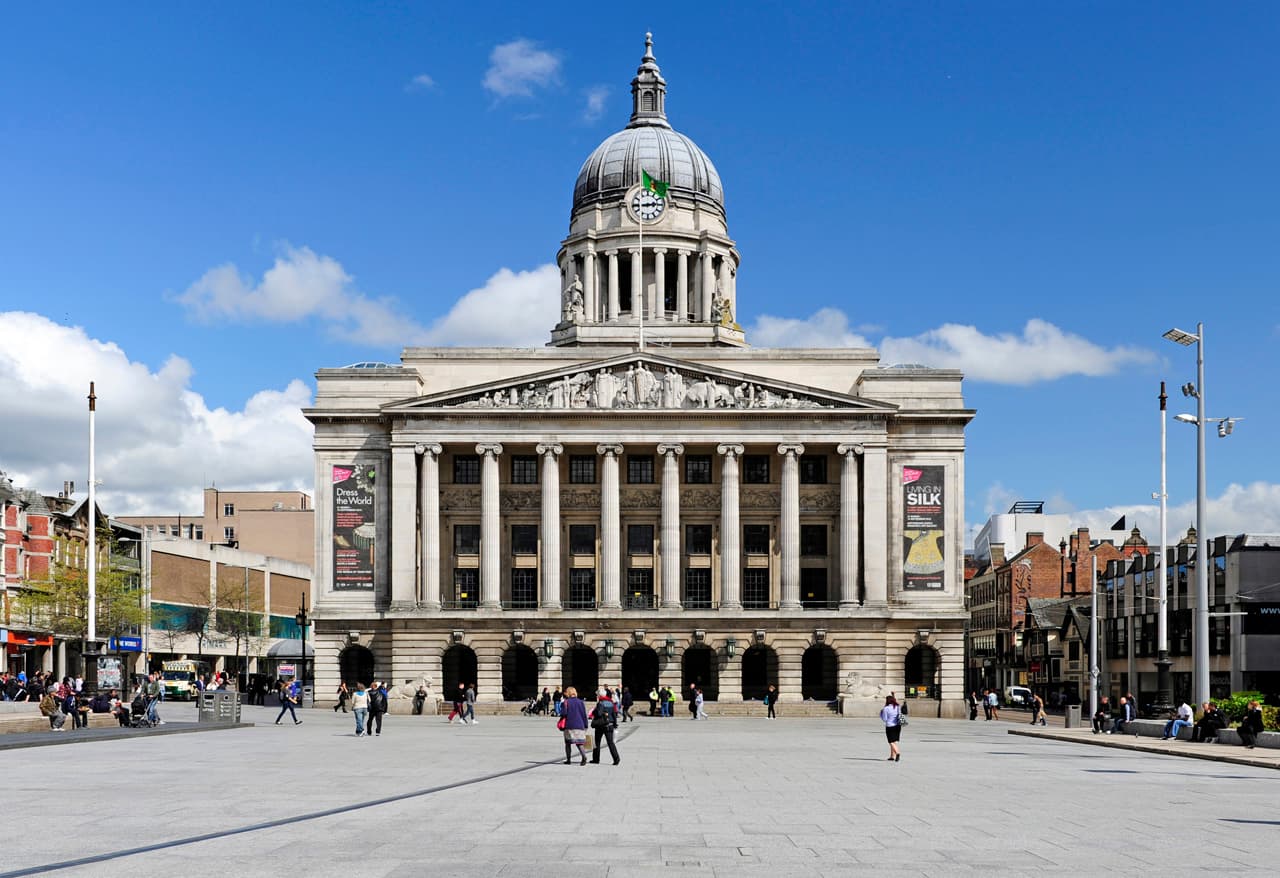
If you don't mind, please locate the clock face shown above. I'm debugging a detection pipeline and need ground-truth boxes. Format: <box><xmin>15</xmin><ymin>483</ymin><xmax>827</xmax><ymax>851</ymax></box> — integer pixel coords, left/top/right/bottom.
<box><xmin>631</xmin><ymin>189</ymin><xmax>666</xmax><ymax>221</ymax></box>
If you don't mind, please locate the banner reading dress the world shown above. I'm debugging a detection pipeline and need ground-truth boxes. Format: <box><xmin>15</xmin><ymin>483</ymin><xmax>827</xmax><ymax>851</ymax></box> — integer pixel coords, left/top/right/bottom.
<box><xmin>332</xmin><ymin>464</ymin><xmax>376</xmax><ymax>590</ymax></box>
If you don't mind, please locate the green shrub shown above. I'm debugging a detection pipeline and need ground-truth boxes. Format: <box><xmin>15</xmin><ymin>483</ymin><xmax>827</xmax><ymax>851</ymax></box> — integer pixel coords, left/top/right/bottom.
<box><xmin>1218</xmin><ymin>691</ymin><xmax>1278</xmax><ymax>730</ymax></box>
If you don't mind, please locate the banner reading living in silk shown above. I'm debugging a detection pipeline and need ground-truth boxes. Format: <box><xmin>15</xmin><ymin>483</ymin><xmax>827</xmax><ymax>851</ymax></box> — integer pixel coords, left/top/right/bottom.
<box><xmin>902</xmin><ymin>465</ymin><xmax>945</xmax><ymax>590</ymax></box>
<box><xmin>333</xmin><ymin>464</ymin><xmax>376</xmax><ymax>590</ymax></box>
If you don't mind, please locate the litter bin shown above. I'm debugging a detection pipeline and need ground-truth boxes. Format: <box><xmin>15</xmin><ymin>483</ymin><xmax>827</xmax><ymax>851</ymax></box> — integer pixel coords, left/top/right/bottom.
<box><xmin>198</xmin><ymin>691</ymin><xmax>242</xmax><ymax>724</ymax></box>
<box><xmin>301</xmin><ymin>685</ymin><xmax>314</xmax><ymax>709</ymax></box>
<box><xmin>1064</xmin><ymin>705</ymin><xmax>1082</xmax><ymax>729</ymax></box>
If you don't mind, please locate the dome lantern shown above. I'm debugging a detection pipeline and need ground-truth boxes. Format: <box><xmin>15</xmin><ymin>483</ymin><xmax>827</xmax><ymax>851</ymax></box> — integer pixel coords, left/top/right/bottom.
<box><xmin>629</xmin><ymin>32</ymin><xmax>669</xmax><ymax>129</ymax></box>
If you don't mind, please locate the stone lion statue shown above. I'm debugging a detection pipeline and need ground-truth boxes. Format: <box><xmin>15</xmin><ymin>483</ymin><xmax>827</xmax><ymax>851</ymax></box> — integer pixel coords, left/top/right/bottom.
<box><xmin>843</xmin><ymin>672</ymin><xmax>886</xmax><ymax>699</ymax></box>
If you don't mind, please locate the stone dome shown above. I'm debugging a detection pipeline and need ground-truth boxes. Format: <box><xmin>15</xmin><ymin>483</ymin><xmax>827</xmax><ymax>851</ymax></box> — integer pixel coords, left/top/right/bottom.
<box><xmin>571</xmin><ymin>34</ymin><xmax>724</xmax><ymax>217</ymax></box>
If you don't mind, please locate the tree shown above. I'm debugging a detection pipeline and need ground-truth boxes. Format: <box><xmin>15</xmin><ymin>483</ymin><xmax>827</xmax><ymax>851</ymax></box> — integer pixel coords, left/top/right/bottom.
<box><xmin>215</xmin><ymin>575</ymin><xmax>264</xmax><ymax>680</ymax></box>
<box><xmin>15</xmin><ymin>529</ymin><xmax>149</xmax><ymax>643</ymax></box>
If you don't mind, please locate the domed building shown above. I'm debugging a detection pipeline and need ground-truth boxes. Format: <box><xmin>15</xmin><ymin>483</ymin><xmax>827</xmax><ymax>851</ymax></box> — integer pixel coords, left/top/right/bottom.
<box><xmin>305</xmin><ymin>36</ymin><xmax>974</xmax><ymax>718</ymax></box>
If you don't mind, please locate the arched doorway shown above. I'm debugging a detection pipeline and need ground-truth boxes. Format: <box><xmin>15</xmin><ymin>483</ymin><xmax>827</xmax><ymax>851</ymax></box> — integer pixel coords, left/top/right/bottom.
<box><xmin>502</xmin><ymin>644</ymin><xmax>539</xmax><ymax>701</ymax></box>
<box><xmin>905</xmin><ymin>644</ymin><xmax>940</xmax><ymax>699</ymax></box>
<box><xmin>801</xmin><ymin>644</ymin><xmax>838</xmax><ymax>701</ymax></box>
<box><xmin>741</xmin><ymin>645</ymin><xmax>778</xmax><ymax>701</ymax></box>
<box><xmin>561</xmin><ymin>645</ymin><xmax>598</xmax><ymax>698</ymax></box>
<box><xmin>442</xmin><ymin>644</ymin><xmax>478</xmax><ymax>699</ymax></box>
<box><xmin>338</xmin><ymin>645</ymin><xmax>375</xmax><ymax>686</ymax></box>
<box><xmin>681</xmin><ymin>644</ymin><xmax>718</xmax><ymax>702</ymax></box>
<box><xmin>621</xmin><ymin>645</ymin><xmax>659</xmax><ymax>704</ymax></box>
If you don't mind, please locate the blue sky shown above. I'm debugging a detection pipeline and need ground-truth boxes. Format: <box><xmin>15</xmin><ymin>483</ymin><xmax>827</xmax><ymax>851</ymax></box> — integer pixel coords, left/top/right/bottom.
<box><xmin>2</xmin><ymin>3</ymin><xmax>1277</xmax><ymax>542</ymax></box>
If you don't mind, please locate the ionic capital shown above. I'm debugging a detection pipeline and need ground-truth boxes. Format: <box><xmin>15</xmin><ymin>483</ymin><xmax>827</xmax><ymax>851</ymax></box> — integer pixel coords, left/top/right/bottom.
<box><xmin>777</xmin><ymin>443</ymin><xmax>806</xmax><ymax>458</ymax></box>
<box><xmin>414</xmin><ymin>443</ymin><xmax>443</xmax><ymax>458</ymax></box>
<box><xmin>716</xmin><ymin>444</ymin><xmax>744</xmax><ymax>458</ymax></box>
<box><xmin>536</xmin><ymin>443</ymin><xmax>564</xmax><ymax>458</ymax></box>
<box><xmin>596</xmin><ymin>443</ymin><xmax>624</xmax><ymax>457</ymax></box>
<box><xmin>836</xmin><ymin>443</ymin><xmax>865</xmax><ymax>458</ymax></box>
<box><xmin>656</xmin><ymin>443</ymin><xmax>684</xmax><ymax>457</ymax></box>
<box><xmin>476</xmin><ymin>443</ymin><xmax>504</xmax><ymax>457</ymax></box>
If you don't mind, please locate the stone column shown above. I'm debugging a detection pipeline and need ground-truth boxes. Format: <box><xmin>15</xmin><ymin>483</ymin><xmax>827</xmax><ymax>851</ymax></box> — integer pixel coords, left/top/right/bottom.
<box><xmin>700</xmin><ymin>252</ymin><xmax>715</xmax><ymax>322</ymax></box>
<box><xmin>537</xmin><ymin>443</ymin><xmax>563</xmax><ymax>610</ymax></box>
<box><xmin>837</xmin><ymin>444</ymin><xmax>863</xmax><ymax>609</ymax></box>
<box><xmin>657</xmin><ymin>443</ymin><xmax>684</xmax><ymax>609</ymax></box>
<box><xmin>583</xmin><ymin>248</ymin><xmax>597</xmax><ymax>322</ymax></box>
<box><xmin>862</xmin><ymin>446</ymin><xmax>889</xmax><ymax>606</ymax></box>
<box><xmin>606</xmin><ymin>251</ymin><xmax>619</xmax><ymax>321</ymax></box>
<box><xmin>477</xmin><ymin>443</ymin><xmax>504</xmax><ymax>609</ymax></box>
<box><xmin>598</xmin><ymin>444</ymin><xmax>624</xmax><ymax>610</ymax></box>
<box><xmin>390</xmin><ymin>445</ymin><xmax>418</xmax><ymax>609</ymax></box>
<box><xmin>417</xmin><ymin>443</ymin><xmax>442</xmax><ymax>610</ymax></box>
<box><xmin>676</xmin><ymin>250</ymin><xmax>689</xmax><ymax>322</ymax></box>
<box><xmin>718</xmin><ymin>444</ymin><xmax>743</xmax><ymax>610</ymax></box>
<box><xmin>629</xmin><ymin>248</ymin><xmax>643</xmax><ymax>321</ymax></box>
<box><xmin>653</xmin><ymin>248</ymin><xmax>667</xmax><ymax>319</ymax></box>
<box><xmin>778</xmin><ymin>443</ymin><xmax>805</xmax><ymax>609</ymax></box>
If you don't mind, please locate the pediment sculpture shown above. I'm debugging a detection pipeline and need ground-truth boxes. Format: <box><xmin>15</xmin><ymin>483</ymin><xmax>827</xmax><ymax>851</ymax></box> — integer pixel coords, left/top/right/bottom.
<box><xmin>451</xmin><ymin>362</ymin><xmax>833</xmax><ymax>411</ymax></box>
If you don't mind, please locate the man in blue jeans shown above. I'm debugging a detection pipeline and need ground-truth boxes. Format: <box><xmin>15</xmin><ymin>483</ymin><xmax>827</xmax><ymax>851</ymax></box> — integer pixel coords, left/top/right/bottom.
<box><xmin>275</xmin><ymin>678</ymin><xmax>302</xmax><ymax>725</ymax></box>
<box><xmin>1162</xmin><ymin>702</ymin><xmax>1194</xmax><ymax>740</ymax></box>
<box><xmin>1109</xmin><ymin>695</ymin><xmax>1135</xmax><ymax>734</ymax></box>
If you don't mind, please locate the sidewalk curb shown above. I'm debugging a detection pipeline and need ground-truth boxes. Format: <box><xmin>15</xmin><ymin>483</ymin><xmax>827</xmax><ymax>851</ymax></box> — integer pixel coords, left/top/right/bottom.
<box><xmin>1008</xmin><ymin>727</ymin><xmax>1279</xmax><ymax>770</ymax></box>
<box><xmin>0</xmin><ymin>722</ymin><xmax>254</xmax><ymax>752</ymax></box>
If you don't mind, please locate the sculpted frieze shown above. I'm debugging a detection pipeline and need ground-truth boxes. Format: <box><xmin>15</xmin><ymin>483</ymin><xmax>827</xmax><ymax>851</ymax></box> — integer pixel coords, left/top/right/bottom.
<box><xmin>440</xmin><ymin>489</ymin><xmax>480</xmax><ymax>510</ymax></box>
<box><xmin>501</xmin><ymin>488</ymin><xmax>542</xmax><ymax>512</ymax></box>
<box><xmin>679</xmin><ymin>488</ymin><xmax>721</xmax><ymax>510</ymax></box>
<box><xmin>620</xmin><ymin>489</ymin><xmax>661</xmax><ymax>510</ymax></box>
<box><xmin>799</xmin><ymin>488</ymin><xmax>841</xmax><ymax>513</ymax></box>
<box><xmin>740</xmin><ymin>488</ymin><xmax>780</xmax><ymax>509</ymax></box>
<box><xmin>559</xmin><ymin>488</ymin><xmax>601</xmax><ymax>509</ymax></box>
<box><xmin>450</xmin><ymin>361</ymin><xmax>833</xmax><ymax>411</ymax></box>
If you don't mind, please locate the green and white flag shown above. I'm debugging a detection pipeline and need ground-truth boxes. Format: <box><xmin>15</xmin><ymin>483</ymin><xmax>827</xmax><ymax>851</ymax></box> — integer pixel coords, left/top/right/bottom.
<box><xmin>642</xmin><ymin>169</ymin><xmax>669</xmax><ymax>198</ymax></box>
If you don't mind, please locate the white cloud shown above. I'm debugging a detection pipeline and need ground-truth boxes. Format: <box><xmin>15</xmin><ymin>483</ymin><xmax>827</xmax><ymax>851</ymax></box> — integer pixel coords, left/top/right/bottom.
<box><xmin>1055</xmin><ymin>482</ymin><xmax>1280</xmax><ymax>544</ymax></box>
<box><xmin>749</xmin><ymin>310</ymin><xmax>1154</xmax><ymax>384</ymax></box>
<box><xmin>0</xmin><ymin>312</ymin><xmax>314</xmax><ymax>516</ymax></box>
<box><xmin>174</xmin><ymin>244</ymin><xmax>427</xmax><ymax>347</ymax></box>
<box><xmin>748</xmin><ymin>308</ymin><xmax>875</xmax><ymax>348</ymax></box>
<box><xmin>418</xmin><ymin>264</ymin><xmax>560</xmax><ymax>347</ymax></box>
<box><xmin>483</xmin><ymin>39</ymin><xmax>561</xmax><ymax>98</ymax></box>
<box><xmin>407</xmin><ymin>73</ymin><xmax>435</xmax><ymax>91</ymax></box>
<box><xmin>582</xmin><ymin>85</ymin><xmax>608</xmax><ymax>122</ymax></box>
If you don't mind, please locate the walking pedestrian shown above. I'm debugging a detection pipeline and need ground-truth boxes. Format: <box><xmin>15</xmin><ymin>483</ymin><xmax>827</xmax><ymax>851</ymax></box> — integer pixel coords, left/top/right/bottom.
<box><xmin>145</xmin><ymin>673</ymin><xmax>163</xmax><ymax>724</ymax></box>
<box><xmin>334</xmin><ymin>681</ymin><xmax>349</xmax><ymax>713</ymax></box>
<box><xmin>619</xmin><ymin>686</ymin><xmax>634</xmax><ymax>723</ymax></box>
<box><xmin>275</xmin><ymin>678</ymin><xmax>302</xmax><ymax>725</ymax></box>
<box><xmin>464</xmin><ymin>682</ymin><xmax>477</xmax><ymax>725</ymax></box>
<box><xmin>552</xmin><ymin>687</ymin><xmax>563</xmax><ymax>717</ymax></box>
<box><xmin>881</xmin><ymin>694</ymin><xmax>903</xmax><ymax>762</ymax></box>
<box><xmin>694</xmin><ymin>687</ymin><xmax>707</xmax><ymax>720</ymax></box>
<box><xmin>1030</xmin><ymin>693</ymin><xmax>1047</xmax><ymax>726</ymax></box>
<box><xmin>967</xmin><ymin>691</ymin><xmax>979</xmax><ymax>721</ymax></box>
<box><xmin>447</xmin><ymin>683</ymin><xmax>466</xmax><ymax>723</ymax></box>
<box><xmin>559</xmin><ymin>686</ymin><xmax>590</xmax><ymax>766</ymax></box>
<box><xmin>986</xmin><ymin>689</ymin><xmax>999</xmax><ymax>721</ymax></box>
<box><xmin>351</xmin><ymin>681</ymin><xmax>369</xmax><ymax>737</ymax></box>
<box><xmin>590</xmin><ymin>687</ymin><xmax>621</xmax><ymax>765</ymax></box>
<box><xmin>366</xmin><ymin>680</ymin><xmax>387</xmax><ymax>736</ymax></box>
<box><xmin>765</xmin><ymin>684</ymin><xmax>778</xmax><ymax>719</ymax></box>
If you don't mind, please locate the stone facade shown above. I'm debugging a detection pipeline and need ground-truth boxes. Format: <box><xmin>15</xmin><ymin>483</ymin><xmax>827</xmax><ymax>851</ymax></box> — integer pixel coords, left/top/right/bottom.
<box><xmin>305</xmin><ymin>36</ymin><xmax>974</xmax><ymax>717</ymax></box>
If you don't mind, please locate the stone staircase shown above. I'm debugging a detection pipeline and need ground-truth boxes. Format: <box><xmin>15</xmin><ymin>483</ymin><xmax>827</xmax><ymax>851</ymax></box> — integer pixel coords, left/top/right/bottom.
<box><xmin>452</xmin><ymin>700</ymin><xmax>841</xmax><ymax>718</ymax></box>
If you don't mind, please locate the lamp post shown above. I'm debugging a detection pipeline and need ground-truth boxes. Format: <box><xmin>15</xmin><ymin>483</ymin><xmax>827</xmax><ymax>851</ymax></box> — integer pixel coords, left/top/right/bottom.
<box><xmin>1163</xmin><ymin>323</ymin><xmax>1245</xmax><ymax>706</ymax></box>
<box><xmin>1152</xmin><ymin>381</ymin><xmax>1173</xmax><ymax>715</ymax></box>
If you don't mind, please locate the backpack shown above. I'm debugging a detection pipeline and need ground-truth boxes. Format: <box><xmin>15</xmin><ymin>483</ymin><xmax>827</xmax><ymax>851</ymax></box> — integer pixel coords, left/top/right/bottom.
<box><xmin>592</xmin><ymin>700</ymin><xmax>616</xmax><ymax>729</ymax></box>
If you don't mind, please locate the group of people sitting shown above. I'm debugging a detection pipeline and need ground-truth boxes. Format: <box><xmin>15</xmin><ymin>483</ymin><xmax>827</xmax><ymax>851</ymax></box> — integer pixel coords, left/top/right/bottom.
<box><xmin>1093</xmin><ymin>694</ymin><xmax>1268</xmax><ymax>747</ymax></box>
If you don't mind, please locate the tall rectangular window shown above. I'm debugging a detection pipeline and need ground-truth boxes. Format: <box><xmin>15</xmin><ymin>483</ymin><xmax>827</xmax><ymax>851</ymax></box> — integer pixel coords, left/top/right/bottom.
<box><xmin>685</xmin><ymin>455</ymin><xmax>712</xmax><ymax>484</ymax></box>
<box><xmin>223</xmin><ymin>503</ymin><xmax>235</xmax><ymax>516</ymax></box>
<box><xmin>569</xmin><ymin>455</ymin><xmax>596</xmax><ymax>484</ymax></box>
<box><xmin>743</xmin><ymin>524</ymin><xmax>770</xmax><ymax>555</ymax></box>
<box><xmin>223</xmin><ymin>527</ymin><xmax>235</xmax><ymax>544</ymax></box>
<box><xmin>626</xmin><ymin>569</ymin><xmax>654</xmax><ymax>609</ymax></box>
<box><xmin>627</xmin><ymin>455</ymin><xmax>655</xmax><ymax>484</ymax></box>
<box><xmin>511</xmin><ymin>524</ymin><xmax>538</xmax><ymax>555</ymax></box>
<box><xmin>510</xmin><ymin>569</ymin><xmax>537</xmax><ymax>609</ymax></box>
<box><xmin>743</xmin><ymin>569</ymin><xmax>770</xmax><ymax>609</ymax></box>
<box><xmin>453</xmin><ymin>569</ymin><xmax>478</xmax><ymax>608</ymax></box>
<box><xmin>686</xmin><ymin>524</ymin><xmax>712</xmax><ymax>555</ymax></box>
<box><xmin>453</xmin><ymin>455</ymin><xmax>480</xmax><ymax>484</ymax></box>
<box><xmin>454</xmin><ymin>524</ymin><xmax>480</xmax><ymax>555</ymax></box>
<box><xmin>743</xmin><ymin>455</ymin><xmax>770</xmax><ymax>484</ymax></box>
<box><xmin>799</xmin><ymin>455</ymin><xmax>827</xmax><ymax>484</ymax></box>
<box><xmin>192</xmin><ymin>525</ymin><xmax>203</xmax><ymax>540</ymax></box>
<box><xmin>684</xmin><ymin>569</ymin><xmax>712</xmax><ymax>609</ymax></box>
<box><xmin>510</xmin><ymin>455</ymin><xmax>538</xmax><ymax>485</ymax></box>
<box><xmin>801</xmin><ymin>524</ymin><xmax>828</xmax><ymax>556</ymax></box>
<box><xmin>568</xmin><ymin>569</ymin><xmax>596</xmax><ymax>609</ymax></box>
<box><xmin>801</xmin><ymin>567</ymin><xmax>828</xmax><ymax>608</ymax></box>
<box><xmin>569</xmin><ymin>524</ymin><xmax>596</xmax><ymax>556</ymax></box>
<box><xmin>627</xmin><ymin>524</ymin><xmax>654</xmax><ymax>555</ymax></box>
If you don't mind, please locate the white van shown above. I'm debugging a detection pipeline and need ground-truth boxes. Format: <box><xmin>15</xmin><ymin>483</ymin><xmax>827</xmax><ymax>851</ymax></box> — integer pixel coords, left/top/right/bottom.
<box><xmin>1005</xmin><ymin>686</ymin><xmax>1033</xmax><ymax>705</ymax></box>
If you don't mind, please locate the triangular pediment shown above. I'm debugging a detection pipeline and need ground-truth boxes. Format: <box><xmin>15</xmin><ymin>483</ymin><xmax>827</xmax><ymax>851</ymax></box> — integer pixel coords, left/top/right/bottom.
<box><xmin>382</xmin><ymin>352</ymin><xmax>895</xmax><ymax>414</ymax></box>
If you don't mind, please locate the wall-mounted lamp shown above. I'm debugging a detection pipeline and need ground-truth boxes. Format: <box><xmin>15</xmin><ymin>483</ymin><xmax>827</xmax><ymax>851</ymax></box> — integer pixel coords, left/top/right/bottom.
<box><xmin>633</xmin><ymin>629</ymin><xmax>645</xmax><ymax>645</ymax></box>
<box><xmin>451</xmin><ymin>630</ymin><xmax>464</xmax><ymax>644</ymax></box>
<box><xmin>543</xmin><ymin>638</ymin><xmax>555</xmax><ymax>659</ymax></box>
<box><xmin>726</xmin><ymin>637</ymin><xmax>737</xmax><ymax>658</ymax></box>
<box><xmin>754</xmin><ymin>629</ymin><xmax>766</xmax><ymax>645</ymax></box>
<box><xmin>813</xmin><ymin>629</ymin><xmax>826</xmax><ymax>645</ymax></box>
<box><xmin>605</xmin><ymin>638</ymin><xmax>615</xmax><ymax>659</ymax></box>
<box><xmin>512</xmin><ymin>629</ymin><xmax>524</xmax><ymax>644</ymax></box>
<box><xmin>665</xmin><ymin>637</ymin><xmax>676</xmax><ymax>658</ymax></box>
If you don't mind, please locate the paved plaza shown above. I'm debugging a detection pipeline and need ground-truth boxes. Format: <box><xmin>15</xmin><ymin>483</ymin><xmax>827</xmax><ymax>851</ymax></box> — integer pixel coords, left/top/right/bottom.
<box><xmin>3</xmin><ymin>704</ymin><xmax>1276</xmax><ymax>877</ymax></box>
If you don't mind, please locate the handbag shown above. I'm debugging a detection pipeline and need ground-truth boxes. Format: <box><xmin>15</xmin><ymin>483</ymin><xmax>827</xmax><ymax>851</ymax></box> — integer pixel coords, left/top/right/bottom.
<box><xmin>584</xmin><ymin>732</ymin><xmax>594</xmax><ymax>750</ymax></box>
<box><xmin>898</xmin><ymin>707</ymin><xmax>908</xmax><ymax>727</ymax></box>
<box><xmin>556</xmin><ymin>717</ymin><xmax>566</xmax><ymax>731</ymax></box>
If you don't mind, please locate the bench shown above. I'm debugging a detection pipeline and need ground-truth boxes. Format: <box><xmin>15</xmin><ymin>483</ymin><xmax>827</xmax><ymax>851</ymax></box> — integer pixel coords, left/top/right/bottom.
<box><xmin>1129</xmin><ymin>718</ymin><xmax>1280</xmax><ymax>749</ymax></box>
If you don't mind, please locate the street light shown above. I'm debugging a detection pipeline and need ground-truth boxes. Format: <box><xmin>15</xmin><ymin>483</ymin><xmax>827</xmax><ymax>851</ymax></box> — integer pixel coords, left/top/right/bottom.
<box><xmin>1151</xmin><ymin>382</ymin><xmax>1172</xmax><ymax>715</ymax></box>
<box><xmin>294</xmin><ymin>591</ymin><xmax>309</xmax><ymax>700</ymax></box>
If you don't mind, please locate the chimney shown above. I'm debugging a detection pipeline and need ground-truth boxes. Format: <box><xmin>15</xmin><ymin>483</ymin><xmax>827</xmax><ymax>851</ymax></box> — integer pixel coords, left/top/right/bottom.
<box><xmin>1025</xmin><ymin>532</ymin><xmax>1044</xmax><ymax>549</ymax></box>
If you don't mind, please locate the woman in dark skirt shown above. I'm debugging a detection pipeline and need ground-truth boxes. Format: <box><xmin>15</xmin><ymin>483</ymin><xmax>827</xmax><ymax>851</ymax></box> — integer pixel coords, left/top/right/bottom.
<box><xmin>880</xmin><ymin>694</ymin><xmax>903</xmax><ymax>762</ymax></box>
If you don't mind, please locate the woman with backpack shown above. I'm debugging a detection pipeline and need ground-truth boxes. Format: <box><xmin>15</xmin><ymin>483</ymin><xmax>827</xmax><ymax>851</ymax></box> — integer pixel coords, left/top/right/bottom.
<box><xmin>589</xmin><ymin>688</ymin><xmax>621</xmax><ymax>765</ymax></box>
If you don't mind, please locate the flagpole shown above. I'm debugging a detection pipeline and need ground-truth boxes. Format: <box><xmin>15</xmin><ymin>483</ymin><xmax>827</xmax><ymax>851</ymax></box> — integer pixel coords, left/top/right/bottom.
<box><xmin>638</xmin><ymin>194</ymin><xmax>645</xmax><ymax>352</ymax></box>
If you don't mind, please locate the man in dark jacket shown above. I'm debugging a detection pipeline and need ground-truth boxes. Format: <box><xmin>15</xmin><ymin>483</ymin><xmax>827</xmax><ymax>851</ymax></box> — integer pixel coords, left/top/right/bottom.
<box><xmin>1192</xmin><ymin>702</ymin><xmax>1227</xmax><ymax>742</ymax></box>
<box><xmin>1238</xmin><ymin>700</ymin><xmax>1265</xmax><ymax>748</ymax></box>
<box><xmin>366</xmin><ymin>680</ymin><xmax>388</xmax><ymax>736</ymax></box>
<box><xmin>1109</xmin><ymin>696</ymin><xmax>1135</xmax><ymax>735</ymax></box>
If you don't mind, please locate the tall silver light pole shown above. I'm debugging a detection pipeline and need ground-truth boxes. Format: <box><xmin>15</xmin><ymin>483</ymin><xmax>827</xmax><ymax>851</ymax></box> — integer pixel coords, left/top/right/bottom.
<box><xmin>1088</xmin><ymin>555</ymin><xmax>1099</xmax><ymax>719</ymax></box>
<box><xmin>1163</xmin><ymin>323</ymin><xmax>1208</xmax><ymax>706</ymax></box>
<box><xmin>1152</xmin><ymin>382</ymin><xmax>1172</xmax><ymax>713</ymax></box>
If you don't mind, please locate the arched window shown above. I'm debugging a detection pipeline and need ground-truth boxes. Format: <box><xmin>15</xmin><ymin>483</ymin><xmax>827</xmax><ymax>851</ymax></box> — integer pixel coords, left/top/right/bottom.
<box><xmin>642</xmin><ymin>90</ymin><xmax>655</xmax><ymax>112</ymax></box>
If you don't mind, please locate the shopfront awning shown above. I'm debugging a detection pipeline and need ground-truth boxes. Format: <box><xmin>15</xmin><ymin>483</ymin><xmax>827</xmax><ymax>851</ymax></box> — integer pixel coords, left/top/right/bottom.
<box><xmin>266</xmin><ymin>638</ymin><xmax>315</xmax><ymax>658</ymax></box>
